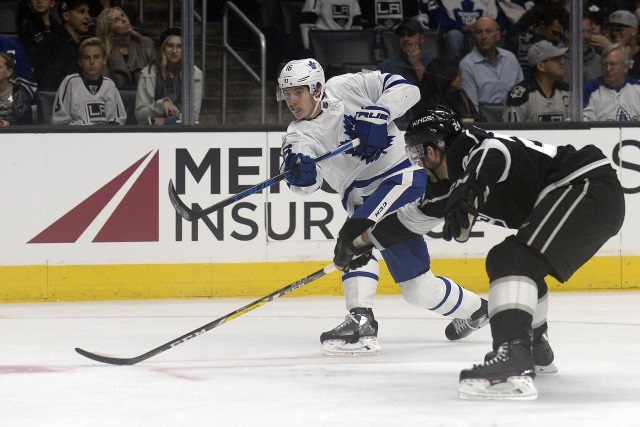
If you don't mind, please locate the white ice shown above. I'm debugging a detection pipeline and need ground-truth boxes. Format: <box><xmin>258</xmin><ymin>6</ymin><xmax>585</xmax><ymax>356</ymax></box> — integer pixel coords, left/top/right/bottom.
<box><xmin>2</xmin><ymin>291</ymin><xmax>639</xmax><ymax>426</ymax></box>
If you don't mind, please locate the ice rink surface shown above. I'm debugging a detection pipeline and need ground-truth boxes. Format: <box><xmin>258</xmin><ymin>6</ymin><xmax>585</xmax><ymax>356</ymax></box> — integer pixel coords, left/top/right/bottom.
<box><xmin>2</xmin><ymin>291</ymin><xmax>639</xmax><ymax>426</ymax></box>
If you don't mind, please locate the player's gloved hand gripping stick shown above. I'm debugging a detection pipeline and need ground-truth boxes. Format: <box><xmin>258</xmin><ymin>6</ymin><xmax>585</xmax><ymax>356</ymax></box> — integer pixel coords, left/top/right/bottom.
<box><xmin>168</xmin><ymin>139</ymin><xmax>360</xmax><ymax>221</ymax></box>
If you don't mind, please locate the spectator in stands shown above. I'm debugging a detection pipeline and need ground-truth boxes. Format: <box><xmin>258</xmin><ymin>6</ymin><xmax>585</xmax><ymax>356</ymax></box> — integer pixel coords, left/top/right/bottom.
<box><xmin>135</xmin><ymin>28</ymin><xmax>202</xmax><ymax>125</ymax></box>
<box><xmin>425</xmin><ymin>0</ymin><xmax>508</xmax><ymax>60</ymax></box>
<box><xmin>0</xmin><ymin>52</ymin><xmax>33</xmax><ymax>126</ymax></box>
<box><xmin>34</xmin><ymin>0</ymin><xmax>91</xmax><ymax>91</ymax></box>
<box><xmin>583</xmin><ymin>43</ymin><xmax>640</xmax><ymax>121</ymax></box>
<box><xmin>606</xmin><ymin>10</ymin><xmax>640</xmax><ymax>80</ymax></box>
<box><xmin>300</xmin><ymin>0</ymin><xmax>362</xmax><ymax>52</ymax></box>
<box><xmin>504</xmin><ymin>40</ymin><xmax>570</xmax><ymax>122</ymax></box>
<box><xmin>95</xmin><ymin>7</ymin><xmax>156</xmax><ymax>89</ymax></box>
<box><xmin>52</xmin><ymin>37</ymin><xmax>126</xmax><ymax>125</ymax></box>
<box><xmin>375</xmin><ymin>16</ymin><xmax>433</xmax><ymax>125</ymax></box>
<box><xmin>505</xmin><ymin>3</ymin><xmax>568</xmax><ymax>69</ymax></box>
<box><xmin>0</xmin><ymin>36</ymin><xmax>38</xmax><ymax>101</ymax></box>
<box><xmin>574</xmin><ymin>11</ymin><xmax>603</xmax><ymax>82</ymax></box>
<box><xmin>459</xmin><ymin>17</ymin><xmax>523</xmax><ymax>110</ymax></box>
<box><xmin>19</xmin><ymin>0</ymin><xmax>61</xmax><ymax>67</ymax></box>
<box><xmin>416</xmin><ymin>56</ymin><xmax>480</xmax><ymax>123</ymax></box>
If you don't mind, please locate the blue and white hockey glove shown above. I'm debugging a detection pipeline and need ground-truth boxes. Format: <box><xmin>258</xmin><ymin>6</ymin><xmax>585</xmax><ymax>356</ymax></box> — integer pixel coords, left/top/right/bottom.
<box><xmin>283</xmin><ymin>153</ymin><xmax>317</xmax><ymax>187</ymax></box>
<box><xmin>443</xmin><ymin>173</ymin><xmax>483</xmax><ymax>243</ymax></box>
<box><xmin>355</xmin><ymin>106</ymin><xmax>390</xmax><ymax>156</ymax></box>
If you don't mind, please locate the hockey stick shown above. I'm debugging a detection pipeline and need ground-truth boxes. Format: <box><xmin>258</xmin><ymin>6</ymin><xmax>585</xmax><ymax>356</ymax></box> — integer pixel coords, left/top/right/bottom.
<box><xmin>75</xmin><ymin>263</ymin><xmax>338</xmax><ymax>365</ymax></box>
<box><xmin>168</xmin><ymin>139</ymin><xmax>360</xmax><ymax>221</ymax></box>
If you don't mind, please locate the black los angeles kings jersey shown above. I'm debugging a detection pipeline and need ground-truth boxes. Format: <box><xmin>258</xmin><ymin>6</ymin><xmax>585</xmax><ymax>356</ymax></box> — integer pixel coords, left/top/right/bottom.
<box><xmin>368</xmin><ymin>126</ymin><xmax>613</xmax><ymax>249</ymax></box>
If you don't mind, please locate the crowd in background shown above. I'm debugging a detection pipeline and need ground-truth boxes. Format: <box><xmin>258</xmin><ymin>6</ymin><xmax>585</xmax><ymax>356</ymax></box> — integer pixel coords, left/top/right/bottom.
<box><xmin>0</xmin><ymin>0</ymin><xmax>201</xmax><ymax>126</ymax></box>
<box><xmin>2</xmin><ymin>0</ymin><xmax>640</xmax><ymax>126</ymax></box>
<box><xmin>255</xmin><ymin>0</ymin><xmax>640</xmax><ymax>125</ymax></box>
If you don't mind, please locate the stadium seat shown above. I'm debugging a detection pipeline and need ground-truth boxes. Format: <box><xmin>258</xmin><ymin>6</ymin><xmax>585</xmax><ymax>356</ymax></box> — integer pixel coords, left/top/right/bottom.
<box><xmin>478</xmin><ymin>103</ymin><xmax>505</xmax><ymax>123</ymax></box>
<box><xmin>36</xmin><ymin>91</ymin><xmax>57</xmax><ymax>125</ymax></box>
<box><xmin>119</xmin><ymin>89</ymin><xmax>138</xmax><ymax>125</ymax></box>
<box><xmin>0</xmin><ymin>0</ymin><xmax>20</xmax><ymax>40</ymax></box>
<box><xmin>309</xmin><ymin>30</ymin><xmax>376</xmax><ymax>79</ymax></box>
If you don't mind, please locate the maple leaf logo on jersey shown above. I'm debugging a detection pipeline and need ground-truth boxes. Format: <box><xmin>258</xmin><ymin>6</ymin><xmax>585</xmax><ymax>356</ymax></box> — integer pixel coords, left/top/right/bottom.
<box><xmin>615</xmin><ymin>107</ymin><xmax>638</xmax><ymax>122</ymax></box>
<box><xmin>342</xmin><ymin>114</ymin><xmax>394</xmax><ymax>164</ymax></box>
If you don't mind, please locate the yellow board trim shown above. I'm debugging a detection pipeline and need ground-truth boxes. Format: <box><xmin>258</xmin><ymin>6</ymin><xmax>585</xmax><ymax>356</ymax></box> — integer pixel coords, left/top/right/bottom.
<box><xmin>1</xmin><ymin>255</ymin><xmax>637</xmax><ymax>303</ymax></box>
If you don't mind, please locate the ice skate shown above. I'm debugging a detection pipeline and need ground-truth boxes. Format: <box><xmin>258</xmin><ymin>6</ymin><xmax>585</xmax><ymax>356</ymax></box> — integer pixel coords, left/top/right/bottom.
<box><xmin>458</xmin><ymin>339</ymin><xmax>538</xmax><ymax>400</ymax></box>
<box><xmin>484</xmin><ymin>329</ymin><xmax>557</xmax><ymax>373</ymax></box>
<box><xmin>320</xmin><ymin>308</ymin><xmax>381</xmax><ymax>356</ymax></box>
<box><xmin>445</xmin><ymin>299</ymin><xmax>489</xmax><ymax>340</ymax></box>
<box><xmin>532</xmin><ymin>329</ymin><xmax>557</xmax><ymax>373</ymax></box>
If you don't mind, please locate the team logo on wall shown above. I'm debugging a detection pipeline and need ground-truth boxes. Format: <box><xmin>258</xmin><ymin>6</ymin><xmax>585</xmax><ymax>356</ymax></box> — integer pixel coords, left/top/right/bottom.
<box><xmin>28</xmin><ymin>150</ymin><xmax>159</xmax><ymax>243</ymax></box>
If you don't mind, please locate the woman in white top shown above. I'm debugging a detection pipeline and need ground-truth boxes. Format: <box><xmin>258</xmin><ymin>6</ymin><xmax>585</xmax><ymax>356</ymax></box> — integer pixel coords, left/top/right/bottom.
<box><xmin>134</xmin><ymin>28</ymin><xmax>202</xmax><ymax>125</ymax></box>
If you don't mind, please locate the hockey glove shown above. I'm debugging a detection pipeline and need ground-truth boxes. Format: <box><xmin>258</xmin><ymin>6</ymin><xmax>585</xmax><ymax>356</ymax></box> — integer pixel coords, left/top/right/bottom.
<box><xmin>283</xmin><ymin>153</ymin><xmax>317</xmax><ymax>187</ymax></box>
<box><xmin>354</xmin><ymin>106</ymin><xmax>390</xmax><ymax>156</ymax></box>
<box><xmin>333</xmin><ymin>217</ymin><xmax>376</xmax><ymax>272</ymax></box>
<box><xmin>443</xmin><ymin>173</ymin><xmax>483</xmax><ymax>243</ymax></box>
<box><xmin>333</xmin><ymin>236</ymin><xmax>374</xmax><ymax>272</ymax></box>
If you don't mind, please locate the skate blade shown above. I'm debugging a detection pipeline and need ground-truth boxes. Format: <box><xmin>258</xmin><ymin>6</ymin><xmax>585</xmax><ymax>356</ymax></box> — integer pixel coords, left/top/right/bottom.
<box><xmin>321</xmin><ymin>337</ymin><xmax>381</xmax><ymax>357</ymax></box>
<box><xmin>458</xmin><ymin>376</ymin><xmax>538</xmax><ymax>401</ymax></box>
<box><xmin>535</xmin><ymin>362</ymin><xmax>558</xmax><ymax>373</ymax></box>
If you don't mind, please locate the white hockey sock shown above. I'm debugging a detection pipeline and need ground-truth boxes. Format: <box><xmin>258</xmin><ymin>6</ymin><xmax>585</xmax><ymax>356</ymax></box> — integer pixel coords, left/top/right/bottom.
<box><xmin>488</xmin><ymin>275</ymin><xmax>538</xmax><ymax>319</ymax></box>
<box><xmin>343</xmin><ymin>256</ymin><xmax>380</xmax><ymax>310</ymax></box>
<box><xmin>399</xmin><ymin>271</ymin><xmax>481</xmax><ymax>317</ymax></box>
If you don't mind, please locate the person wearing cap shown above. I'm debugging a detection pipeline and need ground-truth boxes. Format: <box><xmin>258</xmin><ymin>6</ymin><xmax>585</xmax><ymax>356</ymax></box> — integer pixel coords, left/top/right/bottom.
<box><xmin>460</xmin><ymin>16</ymin><xmax>523</xmax><ymax>111</ymax></box>
<box><xmin>583</xmin><ymin>42</ymin><xmax>640</xmax><ymax>121</ymax></box>
<box><xmin>606</xmin><ymin>10</ymin><xmax>640</xmax><ymax>79</ymax></box>
<box><xmin>34</xmin><ymin>0</ymin><xmax>92</xmax><ymax>91</ymax></box>
<box><xmin>375</xmin><ymin>16</ymin><xmax>433</xmax><ymax>125</ymax></box>
<box><xmin>503</xmin><ymin>40</ymin><xmax>570</xmax><ymax>122</ymax></box>
<box><xmin>134</xmin><ymin>28</ymin><xmax>202</xmax><ymax>125</ymax></box>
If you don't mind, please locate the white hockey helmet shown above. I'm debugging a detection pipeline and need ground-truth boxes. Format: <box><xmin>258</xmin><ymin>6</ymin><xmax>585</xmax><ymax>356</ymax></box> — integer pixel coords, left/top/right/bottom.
<box><xmin>277</xmin><ymin>58</ymin><xmax>325</xmax><ymax>101</ymax></box>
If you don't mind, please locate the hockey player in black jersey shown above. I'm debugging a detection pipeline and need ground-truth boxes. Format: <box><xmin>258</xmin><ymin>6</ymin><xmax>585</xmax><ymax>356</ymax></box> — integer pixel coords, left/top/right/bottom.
<box><xmin>333</xmin><ymin>105</ymin><xmax>625</xmax><ymax>400</ymax></box>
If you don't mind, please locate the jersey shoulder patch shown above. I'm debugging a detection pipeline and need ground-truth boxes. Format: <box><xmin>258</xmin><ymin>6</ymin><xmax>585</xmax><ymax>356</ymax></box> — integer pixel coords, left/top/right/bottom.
<box><xmin>506</xmin><ymin>82</ymin><xmax>530</xmax><ymax>106</ymax></box>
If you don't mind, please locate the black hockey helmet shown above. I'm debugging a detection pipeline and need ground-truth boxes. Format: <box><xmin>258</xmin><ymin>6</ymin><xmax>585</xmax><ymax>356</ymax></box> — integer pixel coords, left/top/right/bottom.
<box><xmin>404</xmin><ymin>105</ymin><xmax>462</xmax><ymax>156</ymax></box>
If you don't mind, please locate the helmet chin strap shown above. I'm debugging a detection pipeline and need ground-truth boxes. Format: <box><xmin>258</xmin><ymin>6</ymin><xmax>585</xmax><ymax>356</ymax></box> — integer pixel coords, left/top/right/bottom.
<box><xmin>303</xmin><ymin>86</ymin><xmax>323</xmax><ymax>119</ymax></box>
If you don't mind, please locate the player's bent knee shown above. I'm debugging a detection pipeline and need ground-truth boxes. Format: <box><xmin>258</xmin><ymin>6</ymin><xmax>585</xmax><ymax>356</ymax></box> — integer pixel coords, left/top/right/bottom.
<box><xmin>486</xmin><ymin>237</ymin><xmax>549</xmax><ymax>282</ymax></box>
<box><xmin>399</xmin><ymin>270</ymin><xmax>443</xmax><ymax>307</ymax></box>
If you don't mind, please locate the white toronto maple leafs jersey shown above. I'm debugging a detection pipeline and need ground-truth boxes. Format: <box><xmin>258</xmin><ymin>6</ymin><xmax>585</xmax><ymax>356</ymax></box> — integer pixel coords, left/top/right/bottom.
<box><xmin>281</xmin><ymin>71</ymin><xmax>420</xmax><ymax>215</ymax></box>
<box><xmin>52</xmin><ymin>74</ymin><xmax>127</xmax><ymax>125</ymax></box>
<box><xmin>583</xmin><ymin>77</ymin><xmax>640</xmax><ymax>122</ymax></box>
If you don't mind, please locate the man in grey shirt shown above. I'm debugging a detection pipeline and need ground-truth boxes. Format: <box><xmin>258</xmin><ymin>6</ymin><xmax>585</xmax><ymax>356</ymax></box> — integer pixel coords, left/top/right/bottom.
<box><xmin>460</xmin><ymin>17</ymin><xmax>523</xmax><ymax>111</ymax></box>
<box><xmin>504</xmin><ymin>40</ymin><xmax>570</xmax><ymax>122</ymax></box>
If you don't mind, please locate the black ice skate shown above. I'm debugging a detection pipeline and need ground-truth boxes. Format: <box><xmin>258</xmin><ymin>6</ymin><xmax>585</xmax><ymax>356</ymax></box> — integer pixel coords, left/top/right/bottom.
<box><xmin>532</xmin><ymin>329</ymin><xmax>557</xmax><ymax>373</ymax></box>
<box><xmin>445</xmin><ymin>299</ymin><xmax>489</xmax><ymax>340</ymax></box>
<box><xmin>320</xmin><ymin>308</ymin><xmax>381</xmax><ymax>356</ymax></box>
<box><xmin>484</xmin><ymin>329</ymin><xmax>557</xmax><ymax>373</ymax></box>
<box><xmin>458</xmin><ymin>339</ymin><xmax>538</xmax><ymax>400</ymax></box>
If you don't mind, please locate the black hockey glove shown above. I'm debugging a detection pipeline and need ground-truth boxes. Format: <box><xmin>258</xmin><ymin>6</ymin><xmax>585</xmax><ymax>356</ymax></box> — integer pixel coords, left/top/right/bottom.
<box><xmin>443</xmin><ymin>172</ymin><xmax>482</xmax><ymax>243</ymax></box>
<box><xmin>333</xmin><ymin>236</ymin><xmax>374</xmax><ymax>272</ymax></box>
<box><xmin>333</xmin><ymin>217</ymin><xmax>376</xmax><ymax>272</ymax></box>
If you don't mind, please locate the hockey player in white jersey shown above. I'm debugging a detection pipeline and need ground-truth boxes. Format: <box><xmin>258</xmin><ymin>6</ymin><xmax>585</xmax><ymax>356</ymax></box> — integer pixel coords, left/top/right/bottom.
<box><xmin>52</xmin><ymin>37</ymin><xmax>127</xmax><ymax>125</ymax></box>
<box><xmin>277</xmin><ymin>58</ymin><xmax>488</xmax><ymax>356</ymax></box>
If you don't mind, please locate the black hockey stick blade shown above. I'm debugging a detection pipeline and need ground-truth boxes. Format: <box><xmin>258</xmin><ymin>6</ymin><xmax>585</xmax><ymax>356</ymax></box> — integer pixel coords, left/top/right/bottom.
<box><xmin>168</xmin><ymin>139</ymin><xmax>360</xmax><ymax>221</ymax></box>
<box><xmin>75</xmin><ymin>264</ymin><xmax>338</xmax><ymax>365</ymax></box>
